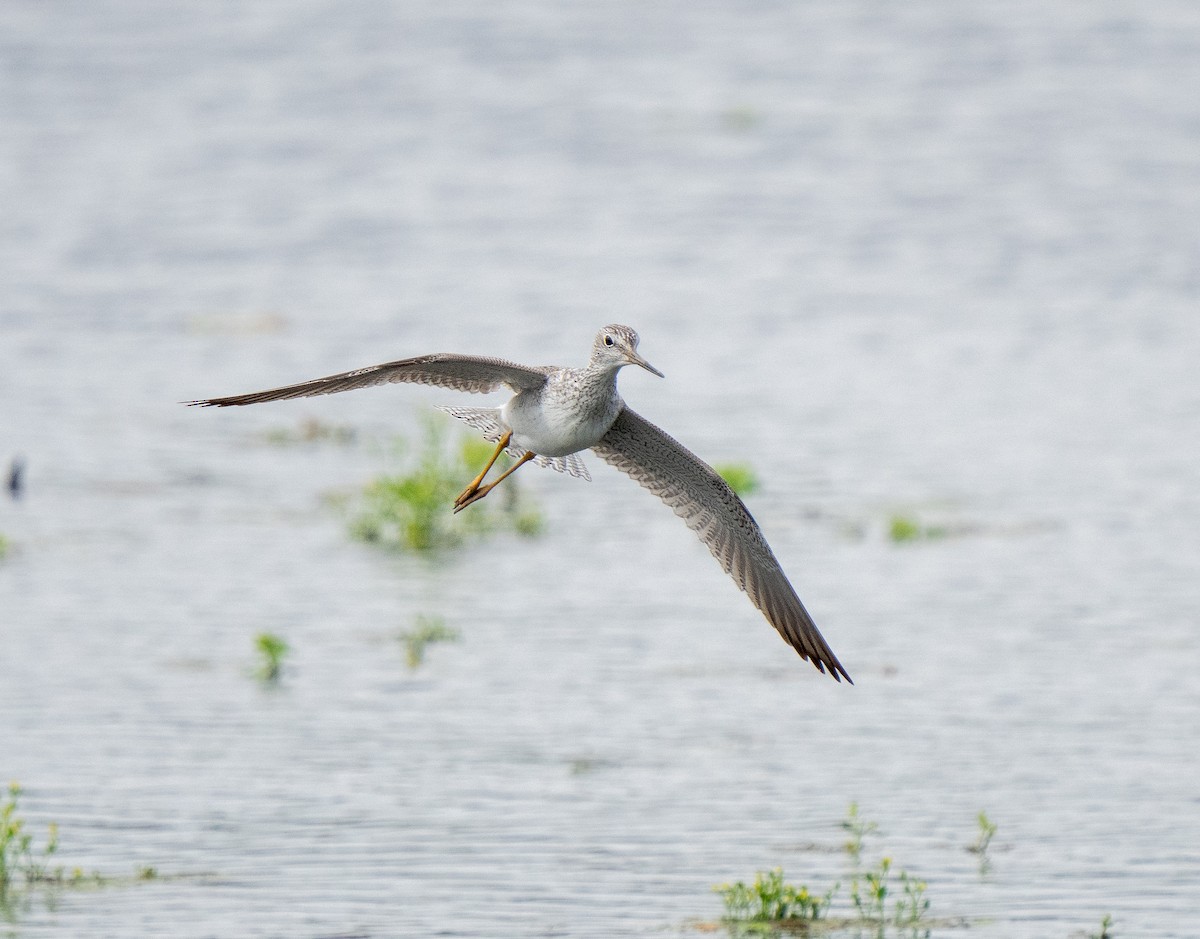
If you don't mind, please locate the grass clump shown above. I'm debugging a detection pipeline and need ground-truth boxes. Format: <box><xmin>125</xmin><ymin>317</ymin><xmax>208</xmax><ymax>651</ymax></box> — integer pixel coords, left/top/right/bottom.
<box><xmin>349</xmin><ymin>415</ymin><xmax>543</xmax><ymax>553</ymax></box>
<box><xmin>715</xmin><ymin>805</ymin><xmax>939</xmax><ymax>934</ymax></box>
<box><xmin>715</xmin><ymin>463</ymin><xmax>760</xmax><ymax>497</ymax></box>
<box><xmin>399</xmin><ymin>615</ymin><xmax>459</xmax><ymax>668</ymax></box>
<box><xmin>254</xmin><ymin>633</ymin><xmax>290</xmax><ymax>682</ymax></box>
<box><xmin>715</xmin><ymin>867</ymin><xmax>833</xmax><ymax>929</ymax></box>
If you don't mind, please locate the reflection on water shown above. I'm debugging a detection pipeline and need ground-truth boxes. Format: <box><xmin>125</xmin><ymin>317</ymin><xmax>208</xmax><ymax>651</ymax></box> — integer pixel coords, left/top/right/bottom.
<box><xmin>3</xmin><ymin>2</ymin><xmax>1199</xmax><ymax>937</ymax></box>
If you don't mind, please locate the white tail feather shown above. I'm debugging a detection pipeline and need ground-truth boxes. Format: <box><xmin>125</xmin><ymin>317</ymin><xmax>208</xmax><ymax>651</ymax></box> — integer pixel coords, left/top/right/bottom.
<box><xmin>438</xmin><ymin>406</ymin><xmax>590</xmax><ymax>480</ymax></box>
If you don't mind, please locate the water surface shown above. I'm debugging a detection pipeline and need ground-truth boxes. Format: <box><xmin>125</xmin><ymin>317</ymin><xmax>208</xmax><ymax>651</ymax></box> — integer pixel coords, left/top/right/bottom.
<box><xmin>2</xmin><ymin>2</ymin><xmax>1199</xmax><ymax>936</ymax></box>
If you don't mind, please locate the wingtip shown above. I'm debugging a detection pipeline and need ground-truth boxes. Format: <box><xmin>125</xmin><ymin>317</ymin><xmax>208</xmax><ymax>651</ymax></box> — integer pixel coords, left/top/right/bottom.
<box><xmin>812</xmin><ymin>655</ymin><xmax>853</xmax><ymax>685</ymax></box>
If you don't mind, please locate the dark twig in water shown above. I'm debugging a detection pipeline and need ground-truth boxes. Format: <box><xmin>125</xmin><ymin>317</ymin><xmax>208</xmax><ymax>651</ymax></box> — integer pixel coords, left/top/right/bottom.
<box><xmin>7</xmin><ymin>457</ymin><xmax>23</xmax><ymax>500</ymax></box>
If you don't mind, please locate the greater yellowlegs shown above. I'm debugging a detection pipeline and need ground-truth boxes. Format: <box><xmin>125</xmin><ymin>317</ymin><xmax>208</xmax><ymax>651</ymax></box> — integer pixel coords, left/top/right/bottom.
<box><xmin>189</xmin><ymin>325</ymin><xmax>850</xmax><ymax>682</ymax></box>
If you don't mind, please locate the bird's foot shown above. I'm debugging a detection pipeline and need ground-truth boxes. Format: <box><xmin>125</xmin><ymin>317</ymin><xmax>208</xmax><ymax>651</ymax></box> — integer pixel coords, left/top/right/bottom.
<box><xmin>452</xmin><ymin>483</ymin><xmax>494</xmax><ymax>514</ymax></box>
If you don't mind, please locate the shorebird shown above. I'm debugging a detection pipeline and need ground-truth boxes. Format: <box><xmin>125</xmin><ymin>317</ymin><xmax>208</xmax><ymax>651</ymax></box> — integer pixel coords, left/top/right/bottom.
<box><xmin>189</xmin><ymin>325</ymin><xmax>850</xmax><ymax>682</ymax></box>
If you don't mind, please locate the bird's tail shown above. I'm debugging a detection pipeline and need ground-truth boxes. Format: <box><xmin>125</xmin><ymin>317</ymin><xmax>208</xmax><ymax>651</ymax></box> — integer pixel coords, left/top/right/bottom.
<box><xmin>438</xmin><ymin>406</ymin><xmax>591</xmax><ymax>480</ymax></box>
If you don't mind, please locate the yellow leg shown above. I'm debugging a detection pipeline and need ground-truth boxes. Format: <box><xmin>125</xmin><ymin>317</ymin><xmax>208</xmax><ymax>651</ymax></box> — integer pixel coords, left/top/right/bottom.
<box><xmin>454</xmin><ymin>432</ymin><xmax>512</xmax><ymax>508</ymax></box>
<box><xmin>452</xmin><ymin>451</ymin><xmax>535</xmax><ymax>514</ymax></box>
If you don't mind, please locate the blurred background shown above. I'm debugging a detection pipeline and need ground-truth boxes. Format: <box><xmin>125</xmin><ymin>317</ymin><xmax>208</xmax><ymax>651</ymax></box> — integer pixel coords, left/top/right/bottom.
<box><xmin>2</xmin><ymin>1</ymin><xmax>1198</xmax><ymax>936</ymax></box>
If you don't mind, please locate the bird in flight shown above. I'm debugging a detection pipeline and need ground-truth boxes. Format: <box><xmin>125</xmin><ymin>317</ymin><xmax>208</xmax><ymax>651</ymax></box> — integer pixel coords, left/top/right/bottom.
<box><xmin>189</xmin><ymin>325</ymin><xmax>850</xmax><ymax>682</ymax></box>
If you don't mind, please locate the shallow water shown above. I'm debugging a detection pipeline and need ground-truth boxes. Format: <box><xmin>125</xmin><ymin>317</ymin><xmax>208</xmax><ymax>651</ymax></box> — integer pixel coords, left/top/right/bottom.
<box><xmin>3</xmin><ymin>2</ymin><xmax>1199</xmax><ymax>937</ymax></box>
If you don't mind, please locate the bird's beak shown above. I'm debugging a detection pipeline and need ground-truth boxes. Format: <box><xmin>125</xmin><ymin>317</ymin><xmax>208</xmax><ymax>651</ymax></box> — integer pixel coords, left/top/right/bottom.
<box><xmin>627</xmin><ymin>350</ymin><xmax>664</xmax><ymax>378</ymax></box>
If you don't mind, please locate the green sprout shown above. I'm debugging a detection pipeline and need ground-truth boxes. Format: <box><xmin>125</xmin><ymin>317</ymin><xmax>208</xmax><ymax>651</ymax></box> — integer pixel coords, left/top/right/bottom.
<box><xmin>1091</xmin><ymin>913</ymin><xmax>1114</xmax><ymax>939</ymax></box>
<box><xmin>254</xmin><ymin>633</ymin><xmax>290</xmax><ymax>682</ymax></box>
<box><xmin>969</xmin><ymin>810</ymin><xmax>999</xmax><ymax>870</ymax></box>
<box><xmin>850</xmin><ymin>855</ymin><xmax>891</xmax><ymax>921</ymax></box>
<box><xmin>888</xmin><ymin>513</ymin><xmax>951</xmax><ymax>543</ymax></box>
<box><xmin>399</xmin><ymin>615</ymin><xmax>460</xmax><ymax>669</ymax></box>
<box><xmin>894</xmin><ymin>869</ymin><xmax>931</xmax><ymax>927</ymax></box>
<box><xmin>842</xmin><ymin>801</ymin><xmax>878</xmax><ymax>860</ymax></box>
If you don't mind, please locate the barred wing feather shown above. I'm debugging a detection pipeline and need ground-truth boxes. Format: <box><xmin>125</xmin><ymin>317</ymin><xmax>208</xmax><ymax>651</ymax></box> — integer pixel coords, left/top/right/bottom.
<box><xmin>592</xmin><ymin>406</ymin><xmax>850</xmax><ymax>682</ymax></box>
<box><xmin>188</xmin><ymin>354</ymin><xmax>552</xmax><ymax>407</ymax></box>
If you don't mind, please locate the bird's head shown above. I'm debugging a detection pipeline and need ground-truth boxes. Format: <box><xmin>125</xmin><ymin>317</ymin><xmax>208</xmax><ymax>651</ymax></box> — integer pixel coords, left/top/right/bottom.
<box><xmin>592</xmin><ymin>324</ymin><xmax>664</xmax><ymax>377</ymax></box>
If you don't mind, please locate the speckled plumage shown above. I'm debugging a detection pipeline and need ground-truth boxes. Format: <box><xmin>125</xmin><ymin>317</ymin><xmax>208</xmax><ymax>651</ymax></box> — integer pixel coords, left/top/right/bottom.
<box><xmin>189</xmin><ymin>324</ymin><xmax>850</xmax><ymax>682</ymax></box>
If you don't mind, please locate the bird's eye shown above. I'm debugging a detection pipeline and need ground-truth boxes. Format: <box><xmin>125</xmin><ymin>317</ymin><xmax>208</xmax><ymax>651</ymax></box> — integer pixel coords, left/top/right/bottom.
<box><xmin>604</xmin><ymin>335</ymin><xmax>615</xmax><ymax>347</ymax></box>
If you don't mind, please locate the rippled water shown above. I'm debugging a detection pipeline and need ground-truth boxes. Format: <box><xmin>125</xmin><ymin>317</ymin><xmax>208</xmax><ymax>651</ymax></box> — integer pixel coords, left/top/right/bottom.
<box><xmin>3</xmin><ymin>2</ymin><xmax>1199</xmax><ymax>937</ymax></box>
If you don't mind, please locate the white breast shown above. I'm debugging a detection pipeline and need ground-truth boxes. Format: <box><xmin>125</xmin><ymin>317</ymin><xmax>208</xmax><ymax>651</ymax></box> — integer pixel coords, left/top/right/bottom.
<box><xmin>502</xmin><ymin>380</ymin><xmax>622</xmax><ymax>457</ymax></box>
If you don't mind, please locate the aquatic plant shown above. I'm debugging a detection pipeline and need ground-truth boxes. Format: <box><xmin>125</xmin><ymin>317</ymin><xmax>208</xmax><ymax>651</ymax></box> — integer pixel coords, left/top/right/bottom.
<box><xmin>850</xmin><ymin>855</ymin><xmax>891</xmax><ymax>922</ymax></box>
<box><xmin>399</xmin><ymin>615</ymin><xmax>460</xmax><ymax>668</ymax></box>
<box><xmin>841</xmin><ymin>801</ymin><xmax>878</xmax><ymax>860</ymax></box>
<box><xmin>1090</xmin><ymin>913</ymin><xmax>1114</xmax><ymax>939</ymax></box>
<box><xmin>715</xmin><ymin>867</ymin><xmax>834</xmax><ymax>926</ymax></box>
<box><xmin>968</xmin><ymin>811</ymin><xmax>998</xmax><ymax>869</ymax></box>
<box><xmin>0</xmin><ymin>786</ymin><xmax>169</xmax><ymax>915</ymax></box>
<box><xmin>715</xmin><ymin>804</ymin><xmax>936</xmax><ymax>932</ymax></box>
<box><xmin>893</xmin><ymin>869</ymin><xmax>930</xmax><ymax>927</ymax></box>
<box><xmin>714</xmin><ymin>462</ymin><xmax>760</xmax><ymax>496</ymax></box>
<box><xmin>0</xmin><ymin>784</ymin><xmax>58</xmax><ymax>892</ymax></box>
<box><xmin>716</xmin><ymin>859</ymin><xmax>931</xmax><ymax>933</ymax></box>
<box><xmin>254</xmin><ymin>633</ymin><xmax>290</xmax><ymax>682</ymax></box>
<box><xmin>349</xmin><ymin>415</ymin><xmax>543</xmax><ymax>553</ymax></box>
<box><xmin>888</xmin><ymin>514</ymin><xmax>948</xmax><ymax>543</ymax></box>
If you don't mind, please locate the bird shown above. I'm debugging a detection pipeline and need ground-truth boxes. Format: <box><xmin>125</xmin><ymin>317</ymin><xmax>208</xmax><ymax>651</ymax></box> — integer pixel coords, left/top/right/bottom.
<box><xmin>188</xmin><ymin>325</ymin><xmax>850</xmax><ymax>682</ymax></box>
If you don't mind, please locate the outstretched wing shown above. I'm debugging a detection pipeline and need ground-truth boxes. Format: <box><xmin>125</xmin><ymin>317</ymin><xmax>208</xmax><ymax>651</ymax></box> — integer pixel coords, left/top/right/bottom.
<box><xmin>592</xmin><ymin>406</ymin><xmax>850</xmax><ymax>683</ymax></box>
<box><xmin>188</xmin><ymin>354</ymin><xmax>552</xmax><ymax>407</ymax></box>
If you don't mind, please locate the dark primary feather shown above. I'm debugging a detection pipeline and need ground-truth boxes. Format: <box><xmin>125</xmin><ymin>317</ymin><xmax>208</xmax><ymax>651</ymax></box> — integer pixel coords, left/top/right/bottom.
<box><xmin>592</xmin><ymin>406</ymin><xmax>850</xmax><ymax>683</ymax></box>
<box><xmin>187</xmin><ymin>353</ymin><xmax>552</xmax><ymax>407</ymax></box>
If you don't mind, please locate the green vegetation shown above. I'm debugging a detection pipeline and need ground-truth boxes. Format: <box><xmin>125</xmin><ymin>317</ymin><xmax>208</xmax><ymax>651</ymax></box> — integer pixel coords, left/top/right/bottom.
<box><xmin>1091</xmin><ymin>913</ymin><xmax>1114</xmax><ymax>939</ymax></box>
<box><xmin>0</xmin><ymin>534</ymin><xmax>8</xmax><ymax>560</ymax></box>
<box><xmin>849</xmin><ymin>855</ymin><xmax>891</xmax><ymax>921</ymax></box>
<box><xmin>715</xmin><ymin>463</ymin><xmax>760</xmax><ymax>497</ymax></box>
<box><xmin>399</xmin><ymin>615</ymin><xmax>460</xmax><ymax>668</ymax></box>
<box><xmin>715</xmin><ymin>867</ymin><xmax>834</xmax><ymax>929</ymax></box>
<box><xmin>254</xmin><ymin>633</ymin><xmax>290</xmax><ymax>682</ymax></box>
<box><xmin>887</xmin><ymin>514</ymin><xmax>949</xmax><ymax>543</ymax></box>
<box><xmin>968</xmin><ymin>811</ymin><xmax>998</xmax><ymax>870</ymax></box>
<box><xmin>715</xmin><ymin>805</ymin><xmax>938</xmax><ymax>935</ymax></box>
<box><xmin>841</xmin><ymin>801</ymin><xmax>878</xmax><ymax>860</ymax></box>
<box><xmin>2</xmin><ymin>784</ymin><xmax>174</xmax><ymax>923</ymax></box>
<box><xmin>716</xmin><ymin>861</ymin><xmax>931</xmax><ymax>935</ymax></box>
<box><xmin>894</xmin><ymin>869</ymin><xmax>930</xmax><ymax>927</ymax></box>
<box><xmin>1</xmin><ymin>784</ymin><xmax>57</xmax><ymax>893</ymax></box>
<box><xmin>348</xmin><ymin>416</ymin><xmax>543</xmax><ymax>553</ymax></box>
